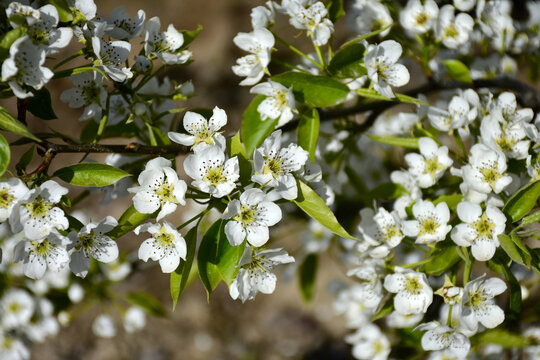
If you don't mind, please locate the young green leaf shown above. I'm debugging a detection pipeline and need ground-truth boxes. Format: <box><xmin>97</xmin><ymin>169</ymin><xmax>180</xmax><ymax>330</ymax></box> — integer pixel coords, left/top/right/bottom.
<box><xmin>340</xmin><ymin>26</ymin><xmax>391</xmax><ymax>49</ymax></box>
<box><xmin>170</xmin><ymin>226</ymin><xmax>198</xmax><ymax>310</ymax></box>
<box><xmin>327</xmin><ymin>0</ymin><xmax>345</xmax><ymax>22</ymax></box>
<box><xmin>229</xmin><ymin>132</ymin><xmax>251</xmax><ymax>183</ymax></box>
<box><xmin>294</xmin><ymin>180</ymin><xmax>357</xmax><ymax>240</ymax></box>
<box><xmin>443</xmin><ymin>59</ymin><xmax>472</xmax><ymax>84</ymax></box>
<box><xmin>27</xmin><ymin>88</ymin><xmax>57</xmax><ymax>120</ymax></box>
<box><xmin>179</xmin><ymin>24</ymin><xmax>203</xmax><ymax>49</ymax></box>
<box><xmin>297</xmin><ymin>108</ymin><xmax>319</xmax><ymax>163</ymax></box>
<box><xmin>371</xmin><ymin>298</ymin><xmax>394</xmax><ymax>321</ymax></box>
<box><xmin>0</xmin><ymin>27</ymin><xmax>26</xmax><ymax>60</ymax></box>
<box><xmin>49</xmin><ymin>0</ymin><xmax>74</xmax><ymax>22</ymax></box>
<box><xmin>327</xmin><ymin>43</ymin><xmax>366</xmax><ymax>78</ymax></box>
<box><xmin>106</xmin><ymin>205</ymin><xmax>155</xmax><ymax>240</ymax></box>
<box><xmin>503</xmin><ymin>180</ymin><xmax>540</xmax><ymax>222</ymax></box>
<box><xmin>299</xmin><ymin>254</ymin><xmax>318</xmax><ymax>303</ymax></box>
<box><xmin>498</xmin><ymin>234</ymin><xmax>532</xmax><ymax>267</ymax></box>
<box><xmin>126</xmin><ymin>292</ymin><xmax>167</xmax><ymax>317</ymax></box>
<box><xmin>53</xmin><ymin>163</ymin><xmax>130</xmax><ymax>187</ymax></box>
<box><xmin>433</xmin><ymin>194</ymin><xmax>463</xmax><ymax>211</ymax></box>
<box><xmin>355</xmin><ymin>88</ymin><xmax>428</xmax><ymax>105</ymax></box>
<box><xmin>15</xmin><ymin>144</ymin><xmax>34</xmax><ymax>175</ymax></box>
<box><xmin>0</xmin><ymin>133</ymin><xmax>10</xmax><ymax>176</ymax></box>
<box><xmin>422</xmin><ymin>244</ymin><xmax>460</xmax><ymax>276</ymax></box>
<box><xmin>0</xmin><ymin>106</ymin><xmax>41</xmax><ymax>142</ymax></box>
<box><xmin>368</xmin><ymin>183</ymin><xmax>406</xmax><ymax>200</ymax></box>
<box><xmin>271</xmin><ymin>72</ymin><xmax>350</xmax><ymax>107</ymax></box>
<box><xmin>521</xmin><ymin>209</ymin><xmax>540</xmax><ymax>225</ymax></box>
<box><xmin>241</xmin><ymin>95</ymin><xmax>278</xmax><ymax>157</ymax></box>
<box><xmin>368</xmin><ymin>135</ymin><xmax>419</xmax><ymax>149</ymax></box>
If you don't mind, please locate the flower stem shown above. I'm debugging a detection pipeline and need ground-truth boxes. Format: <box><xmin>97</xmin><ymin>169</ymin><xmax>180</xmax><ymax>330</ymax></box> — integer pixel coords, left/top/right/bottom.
<box><xmin>272</xmin><ymin>31</ymin><xmax>323</xmax><ymax>70</ymax></box>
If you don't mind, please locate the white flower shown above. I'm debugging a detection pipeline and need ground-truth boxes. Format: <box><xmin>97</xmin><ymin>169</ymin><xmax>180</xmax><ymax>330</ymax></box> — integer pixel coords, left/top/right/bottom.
<box><xmin>461</xmin><ymin>274</ymin><xmax>506</xmax><ymax>331</ymax></box>
<box><xmin>402</xmin><ymin>200</ymin><xmax>452</xmax><ymax>244</ymax></box>
<box><xmin>13</xmin><ymin>231</ymin><xmax>70</xmax><ymax>280</ymax></box>
<box><xmin>184</xmin><ymin>146</ymin><xmax>239</xmax><ymax>198</ymax></box>
<box><xmin>284</xmin><ymin>1</ymin><xmax>334</xmax><ymax>46</ymax></box>
<box><xmin>68</xmin><ymin>216</ymin><xmax>119</xmax><ymax>278</ymax></box>
<box><xmin>491</xmin><ymin>92</ymin><xmax>534</xmax><ymax>125</ymax></box>
<box><xmin>250</xmin><ymin>80</ymin><xmax>296</xmax><ymax>127</ymax></box>
<box><xmin>416</xmin><ymin>322</ymin><xmax>470</xmax><ymax>358</ymax></box>
<box><xmin>0</xmin><ymin>177</ymin><xmax>28</xmax><ymax>222</ymax></box>
<box><xmin>0</xmin><ymin>289</ymin><xmax>34</xmax><ymax>330</ymax></box>
<box><xmin>106</xmin><ymin>6</ymin><xmax>145</xmax><ymax>40</ymax></box>
<box><xmin>60</xmin><ymin>71</ymin><xmax>107</xmax><ymax>121</ymax></box>
<box><xmin>251</xmin><ymin>2</ymin><xmax>275</xmax><ymax>28</ymax></box>
<box><xmin>229</xmin><ymin>247</ymin><xmax>294</xmax><ymax>302</ymax></box>
<box><xmin>91</xmin><ymin>33</ymin><xmax>132</xmax><ymax>82</ymax></box>
<box><xmin>454</xmin><ymin>0</ymin><xmax>476</xmax><ymax>11</ymax></box>
<box><xmin>92</xmin><ymin>314</ymin><xmax>116</xmax><ymax>338</ymax></box>
<box><xmin>428</xmin><ymin>95</ymin><xmax>477</xmax><ymax>132</ymax></box>
<box><xmin>358</xmin><ymin>207</ymin><xmax>404</xmax><ymax>258</ymax></box>
<box><xmin>435</xmin><ymin>5</ymin><xmax>474</xmax><ymax>49</ymax></box>
<box><xmin>451</xmin><ymin>202</ymin><xmax>506</xmax><ymax>261</ymax></box>
<box><xmin>232</xmin><ymin>27</ymin><xmax>274</xmax><ymax>86</ymax></box>
<box><xmin>352</xmin><ymin>2</ymin><xmax>393</xmax><ymax>37</ymax></box>
<box><xmin>168</xmin><ymin>107</ymin><xmax>227</xmax><ymax>152</ymax></box>
<box><xmin>302</xmin><ymin>220</ymin><xmax>332</xmax><ymax>254</ymax></box>
<box><xmin>386</xmin><ymin>311</ymin><xmax>424</xmax><ymax>328</ymax></box>
<box><xmin>102</xmin><ymin>259</ymin><xmax>131</xmax><ymax>281</ymax></box>
<box><xmin>128</xmin><ymin>157</ymin><xmax>187</xmax><ymax>220</ymax></box>
<box><xmin>135</xmin><ymin>221</ymin><xmax>186</xmax><ymax>273</ymax></box>
<box><xmin>461</xmin><ymin>144</ymin><xmax>512</xmax><ymax>194</ymax></box>
<box><xmin>345</xmin><ymin>324</ymin><xmax>391</xmax><ymax>360</ymax></box>
<box><xmin>384</xmin><ymin>270</ymin><xmax>433</xmax><ymax>315</ymax></box>
<box><xmin>0</xmin><ymin>328</ymin><xmax>29</xmax><ymax>360</ymax></box>
<box><xmin>405</xmin><ymin>137</ymin><xmax>453</xmax><ymax>188</ymax></box>
<box><xmin>400</xmin><ymin>0</ymin><xmax>439</xmax><ymax>34</ymax></box>
<box><xmin>391</xmin><ymin>169</ymin><xmax>422</xmax><ymax>218</ymax></box>
<box><xmin>67</xmin><ymin>283</ymin><xmax>84</xmax><ymax>303</ymax></box>
<box><xmin>223</xmin><ymin>188</ymin><xmax>282</xmax><ymax>247</ymax></box>
<box><xmin>10</xmin><ymin>180</ymin><xmax>68</xmax><ymax>241</ymax></box>
<box><xmin>334</xmin><ymin>280</ymin><xmax>383</xmax><ymax>327</ymax></box>
<box><xmin>68</xmin><ymin>0</ymin><xmax>97</xmax><ymax>20</ymax></box>
<box><xmin>480</xmin><ymin>114</ymin><xmax>530</xmax><ymax>160</ymax></box>
<box><xmin>1</xmin><ymin>36</ymin><xmax>53</xmax><ymax>98</ymax></box>
<box><xmin>6</xmin><ymin>2</ymin><xmax>40</xmax><ymax>27</ymax></box>
<box><xmin>123</xmin><ymin>306</ymin><xmax>146</xmax><ymax>333</ymax></box>
<box><xmin>144</xmin><ymin>17</ymin><xmax>191</xmax><ymax>65</ymax></box>
<box><xmin>364</xmin><ymin>40</ymin><xmax>410</xmax><ymax>98</ymax></box>
<box><xmin>251</xmin><ymin>130</ymin><xmax>308</xmax><ymax>200</ymax></box>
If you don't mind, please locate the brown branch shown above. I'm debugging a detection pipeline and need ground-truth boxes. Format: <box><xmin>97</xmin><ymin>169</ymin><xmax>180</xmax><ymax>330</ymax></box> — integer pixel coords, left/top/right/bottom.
<box><xmin>36</xmin><ymin>140</ymin><xmax>190</xmax><ymax>156</ymax></box>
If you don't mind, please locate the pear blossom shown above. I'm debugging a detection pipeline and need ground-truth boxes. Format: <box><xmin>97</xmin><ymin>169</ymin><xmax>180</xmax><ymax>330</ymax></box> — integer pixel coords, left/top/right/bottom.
<box><xmin>386</xmin><ymin>310</ymin><xmax>423</xmax><ymax>328</ymax></box>
<box><xmin>405</xmin><ymin>137</ymin><xmax>453</xmax><ymax>188</ymax></box>
<box><xmin>284</xmin><ymin>1</ymin><xmax>334</xmax><ymax>46</ymax></box>
<box><xmin>491</xmin><ymin>92</ymin><xmax>534</xmax><ymax>125</ymax></box>
<box><xmin>251</xmin><ymin>2</ymin><xmax>275</xmax><ymax>28</ymax></box>
<box><xmin>390</xmin><ymin>170</ymin><xmax>422</xmax><ymax>219</ymax></box>
<box><xmin>250</xmin><ymin>80</ymin><xmax>296</xmax><ymax>127</ymax></box>
<box><xmin>358</xmin><ymin>207</ymin><xmax>404</xmax><ymax>258</ymax></box>
<box><xmin>128</xmin><ymin>157</ymin><xmax>187</xmax><ymax>220</ymax></box>
<box><xmin>60</xmin><ymin>71</ymin><xmax>107</xmax><ymax>121</ymax></box>
<box><xmin>1</xmin><ymin>36</ymin><xmax>53</xmax><ymax>98</ymax></box>
<box><xmin>223</xmin><ymin>188</ymin><xmax>282</xmax><ymax>247</ymax></box>
<box><xmin>527</xmin><ymin>155</ymin><xmax>540</xmax><ymax>181</ymax></box>
<box><xmin>334</xmin><ymin>277</ymin><xmax>384</xmax><ymax>327</ymax></box>
<box><xmin>435</xmin><ymin>276</ymin><xmax>464</xmax><ymax>305</ymax></box>
<box><xmin>68</xmin><ymin>0</ymin><xmax>97</xmax><ymax>20</ymax></box>
<box><xmin>144</xmin><ymin>17</ymin><xmax>191</xmax><ymax>64</ymax></box>
<box><xmin>184</xmin><ymin>146</ymin><xmax>239</xmax><ymax>198</ymax></box>
<box><xmin>92</xmin><ymin>314</ymin><xmax>116</xmax><ymax>338</ymax></box>
<box><xmin>416</xmin><ymin>322</ymin><xmax>471</xmax><ymax>358</ymax></box>
<box><xmin>480</xmin><ymin>115</ymin><xmax>530</xmax><ymax>160</ymax></box>
<box><xmin>91</xmin><ymin>32</ymin><xmax>132</xmax><ymax>82</ymax></box>
<box><xmin>68</xmin><ymin>216</ymin><xmax>119</xmax><ymax>278</ymax></box>
<box><xmin>435</xmin><ymin>5</ymin><xmax>474</xmax><ymax>49</ymax></box>
<box><xmin>251</xmin><ymin>130</ymin><xmax>309</xmax><ymax>200</ymax></box>
<box><xmin>399</xmin><ymin>0</ymin><xmax>439</xmax><ymax>34</ymax></box>
<box><xmin>0</xmin><ymin>289</ymin><xmax>34</xmax><ymax>330</ymax></box>
<box><xmin>13</xmin><ymin>231</ymin><xmax>70</xmax><ymax>280</ymax></box>
<box><xmin>5</xmin><ymin>2</ymin><xmax>40</xmax><ymax>27</ymax></box>
<box><xmin>402</xmin><ymin>200</ymin><xmax>452</xmax><ymax>244</ymax></box>
<box><xmin>168</xmin><ymin>107</ymin><xmax>227</xmax><ymax>151</ymax></box>
<box><xmin>123</xmin><ymin>306</ymin><xmax>146</xmax><ymax>333</ymax></box>
<box><xmin>0</xmin><ymin>178</ymin><xmax>28</xmax><ymax>222</ymax></box>
<box><xmin>0</xmin><ymin>328</ymin><xmax>29</xmax><ymax>360</ymax></box>
<box><xmin>352</xmin><ymin>2</ymin><xmax>393</xmax><ymax>37</ymax></box>
<box><xmin>106</xmin><ymin>6</ymin><xmax>145</xmax><ymax>40</ymax></box>
<box><xmin>384</xmin><ymin>269</ymin><xmax>433</xmax><ymax>315</ymax></box>
<box><xmin>454</xmin><ymin>0</ymin><xmax>476</xmax><ymax>11</ymax></box>
<box><xmin>461</xmin><ymin>144</ymin><xmax>512</xmax><ymax>194</ymax></box>
<box><xmin>345</xmin><ymin>324</ymin><xmax>390</xmax><ymax>360</ymax></box>
<box><xmin>364</xmin><ymin>40</ymin><xmax>410</xmax><ymax>98</ymax></box>
<box><xmin>10</xmin><ymin>180</ymin><xmax>68</xmax><ymax>241</ymax></box>
<box><xmin>451</xmin><ymin>202</ymin><xmax>506</xmax><ymax>261</ymax></box>
<box><xmin>461</xmin><ymin>275</ymin><xmax>506</xmax><ymax>331</ymax></box>
<box><xmin>134</xmin><ymin>221</ymin><xmax>186</xmax><ymax>273</ymax></box>
<box><xmin>232</xmin><ymin>27</ymin><xmax>274</xmax><ymax>86</ymax></box>
<box><xmin>229</xmin><ymin>247</ymin><xmax>294</xmax><ymax>302</ymax></box>
<box><xmin>428</xmin><ymin>95</ymin><xmax>477</xmax><ymax>132</ymax></box>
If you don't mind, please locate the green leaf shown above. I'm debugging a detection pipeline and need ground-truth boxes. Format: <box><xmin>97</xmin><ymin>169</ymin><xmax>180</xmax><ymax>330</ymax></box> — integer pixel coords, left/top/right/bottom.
<box><xmin>126</xmin><ymin>292</ymin><xmax>166</xmax><ymax>317</ymax></box>
<box><xmin>473</xmin><ymin>329</ymin><xmax>530</xmax><ymax>348</ymax></box>
<box><xmin>498</xmin><ymin>234</ymin><xmax>531</xmax><ymax>267</ymax></box>
<box><xmin>27</xmin><ymin>88</ymin><xmax>57</xmax><ymax>120</ymax></box>
<box><xmin>369</xmin><ymin>183</ymin><xmax>406</xmax><ymax>200</ymax></box>
<box><xmin>229</xmin><ymin>132</ymin><xmax>251</xmax><ymax>183</ymax></box>
<box><xmin>271</xmin><ymin>72</ymin><xmax>350</xmax><ymax>107</ymax></box>
<box><xmin>368</xmin><ymin>135</ymin><xmax>419</xmax><ymax>149</ymax></box>
<box><xmin>433</xmin><ymin>194</ymin><xmax>463</xmax><ymax>211</ymax></box>
<box><xmin>422</xmin><ymin>244</ymin><xmax>460</xmax><ymax>276</ymax></box>
<box><xmin>443</xmin><ymin>59</ymin><xmax>472</xmax><ymax>84</ymax></box>
<box><xmin>170</xmin><ymin>226</ymin><xmax>198</xmax><ymax>310</ymax></box>
<box><xmin>340</xmin><ymin>26</ymin><xmax>391</xmax><ymax>49</ymax></box>
<box><xmin>294</xmin><ymin>180</ymin><xmax>357</xmax><ymax>240</ymax></box>
<box><xmin>372</xmin><ymin>298</ymin><xmax>393</xmax><ymax>321</ymax></box>
<box><xmin>49</xmin><ymin>0</ymin><xmax>74</xmax><ymax>22</ymax></box>
<box><xmin>297</xmin><ymin>108</ymin><xmax>319</xmax><ymax>163</ymax></box>
<box><xmin>53</xmin><ymin>66</ymin><xmax>106</xmax><ymax>79</ymax></box>
<box><xmin>521</xmin><ymin>209</ymin><xmax>540</xmax><ymax>225</ymax></box>
<box><xmin>106</xmin><ymin>205</ymin><xmax>155</xmax><ymax>240</ymax></box>
<box><xmin>327</xmin><ymin>43</ymin><xmax>366</xmax><ymax>78</ymax></box>
<box><xmin>53</xmin><ymin>163</ymin><xmax>130</xmax><ymax>187</ymax></box>
<box><xmin>197</xmin><ymin>220</ymin><xmax>245</xmax><ymax>299</ymax></box>
<box><xmin>15</xmin><ymin>144</ymin><xmax>34</xmax><ymax>174</ymax></box>
<box><xmin>327</xmin><ymin>0</ymin><xmax>345</xmax><ymax>22</ymax></box>
<box><xmin>0</xmin><ymin>133</ymin><xmax>10</xmax><ymax>176</ymax></box>
<box><xmin>503</xmin><ymin>180</ymin><xmax>540</xmax><ymax>222</ymax></box>
<box><xmin>299</xmin><ymin>254</ymin><xmax>318</xmax><ymax>303</ymax></box>
<box><xmin>179</xmin><ymin>24</ymin><xmax>203</xmax><ymax>49</ymax></box>
<box><xmin>355</xmin><ymin>88</ymin><xmax>428</xmax><ymax>105</ymax></box>
<box><xmin>241</xmin><ymin>95</ymin><xmax>278</xmax><ymax>158</ymax></box>
<box><xmin>0</xmin><ymin>106</ymin><xmax>41</xmax><ymax>142</ymax></box>
<box><xmin>501</xmin><ymin>260</ymin><xmax>522</xmax><ymax>327</ymax></box>
<box><xmin>0</xmin><ymin>27</ymin><xmax>25</xmax><ymax>60</ymax></box>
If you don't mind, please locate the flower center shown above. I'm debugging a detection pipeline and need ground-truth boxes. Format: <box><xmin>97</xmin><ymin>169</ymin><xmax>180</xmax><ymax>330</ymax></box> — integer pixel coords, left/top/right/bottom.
<box><xmin>416</xmin><ymin>12</ymin><xmax>428</xmax><ymax>26</ymax></box>
<box><xmin>472</xmin><ymin>213</ymin><xmax>495</xmax><ymax>238</ymax></box>
<box><xmin>83</xmin><ymin>83</ymin><xmax>101</xmax><ymax>103</ymax></box>
<box><xmin>80</xmin><ymin>231</ymin><xmax>96</xmax><ymax>250</ymax></box>
<box><xmin>25</xmin><ymin>196</ymin><xmax>53</xmax><ymax>218</ymax></box>
<box><xmin>418</xmin><ymin>216</ymin><xmax>440</xmax><ymax>235</ymax></box>
<box><xmin>203</xmin><ymin>166</ymin><xmax>225</xmax><ymax>186</ymax></box>
<box><xmin>424</xmin><ymin>157</ymin><xmax>445</xmax><ymax>177</ymax></box>
<box><xmin>479</xmin><ymin>163</ymin><xmax>502</xmax><ymax>190</ymax></box>
<box><xmin>7</xmin><ymin>302</ymin><xmax>22</xmax><ymax>314</ymax></box>
<box><xmin>263</xmin><ymin>157</ymin><xmax>283</xmax><ymax>177</ymax></box>
<box><xmin>495</xmin><ymin>134</ymin><xmax>517</xmax><ymax>152</ymax></box>
<box><xmin>155</xmin><ymin>182</ymin><xmax>178</xmax><ymax>204</ymax></box>
<box><xmin>155</xmin><ymin>226</ymin><xmax>174</xmax><ymax>246</ymax></box>
<box><xmin>0</xmin><ymin>189</ymin><xmax>14</xmax><ymax>209</ymax></box>
<box><xmin>444</xmin><ymin>24</ymin><xmax>459</xmax><ymax>39</ymax></box>
<box><xmin>382</xmin><ymin>224</ymin><xmax>401</xmax><ymax>243</ymax></box>
<box><xmin>467</xmin><ymin>289</ymin><xmax>486</xmax><ymax>308</ymax></box>
<box><xmin>235</xmin><ymin>205</ymin><xmax>257</xmax><ymax>226</ymax></box>
<box><xmin>404</xmin><ymin>276</ymin><xmax>423</xmax><ymax>294</ymax></box>
<box><xmin>31</xmin><ymin>239</ymin><xmax>51</xmax><ymax>256</ymax></box>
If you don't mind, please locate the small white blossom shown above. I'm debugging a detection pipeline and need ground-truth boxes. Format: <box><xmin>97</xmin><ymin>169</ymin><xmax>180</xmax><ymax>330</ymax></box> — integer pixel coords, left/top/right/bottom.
<box><xmin>223</xmin><ymin>188</ymin><xmax>282</xmax><ymax>247</ymax></box>
<box><xmin>365</xmin><ymin>40</ymin><xmax>410</xmax><ymax>98</ymax></box>
<box><xmin>251</xmin><ymin>2</ymin><xmax>275</xmax><ymax>28</ymax></box>
<box><xmin>451</xmin><ymin>202</ymin><xmax>506</xmax><ymax>261</ymax></box>
<box><xmin>168</xmin><ymin>107</ymin><xmax>227</xmax><ymax>152</ymax></box>
<box><xmin>68</xmin><ymin>216</ymin><xmax>119</xmax><ymax>278</ymax></box>
<box><xmin>405</xmin><ymin>137</ymin><xmax>453</xmax><ymax>188</ymax></box>
<box><xmin>229</xmin><ymin>247</ymin><xmax>294</xmax><ymax>302</ymax></box>
<box><xmin>480</xmin><ymin>114</ymin><xmax>530</xmax><ymax>160</ymax></box>
<box><xmin>251</xmin><ymin>130</ymin><xmax>309</xmax><ymax>200</ymax></box>
<box><xmin>345</xmin><ymin>324</ymin><xmax>391</xmax><ymax>360</ymax></box>
<box><xmin>123</xmin><ymin>306</ymin><xmax>146</xmax><ymax>333</ymax></box>
<box><xmin>92</xmin><ymin>314</ymin><xmax>116</xmax><ymax>338</ymax></box>
<box><xmin>461</xmin><ymin>143</ymin><xmax>512</xmax><ymax>194</ymax></box>
<box><xmin>232</xmin><ymin>27</ymin><xmax>274</xmax><ymax>86</ymax></box>
<box><xmin>461</xmin><ymin>274</ymin><xmax>506</xmax><ymax>331</ymax></box>
<box><xmin>128</xmin><ymin>157</ymin><xmax>187</xmax><ymax>221</ymax></box>
<box><xmin>250</xmin><ymin>80</ymin><xmax>296</xmax><ymax>127</ymax></box>
<box><xmin>428</xmin><ymin>95</ymin><xmax>477</xmax><ymax>132</ymax></box>
<box><xmin>352</xmin><ymin>2</ymin><xmax>393</xmax><ymax>37</ymax></box>
<box><xmin>386</xmin><ymin>311</ymin><xmax>424</xmax><ymax>328</ymax></box>
<box><xmin>144</xmin><ymin>17</ymin><xmax>191</xmax><ymax>65</ymax></box>
<box><xmin>435</xmin><ymin>5</ymin><xmax>474</xmax><ymax>49</ymax></box>
<box><xmin>184</xmin><ymin>146</ymin><xmax>239</xmax><ymax>198</ymax></box>
<box><xmin>417</xmin><ymin>322</ymin><xmax>470</xmax><ymax>358</ymax></box>
<box><xmin>0</xmin><ymin>177</ymin><xmax>28</xmax><ymax>222</ymax></box>
<box><xmin>135</xmin><ymin>221</ymin><xmax>187</xmax><ymax>273</ymax></box>
<box><xmin>402</xmin><ymin>200</ymin><xmax>452</xmax><ymax>244</ymax></box>
<box><xmin>0</xmin><ymin>328</ymin><xmax>29</xmax><ymax>360</ymax></box>
<box><xmin>334</xmin><ymin>279</ymin><xmax>384</xmax><ymax>327</ymax></box>
<box><xmin>60</xmin><ymin>71</ymin><xmax>107</xmax><ymax>121</ymax></box>
<box><xmin>91</xmin><ymin>31</ymin><xmax>132</xmax><ymax>82</ymax></box>
<box><xmin>358</xmin><ymin>207</ymin><xmax>404</xmax><ymax>258</ymax></box>
<box><xmin>106</xmin><ymin>6</ymin><xmax>145</xmax><ymax>40</ymax></box>
<box><xmin>400</xmin><ymin>0</ymin><xmax>439</xmax><ymax>34</ymax></box>
<box><xmin>284</xmin><ymin>1</ymin><xmax>334</xmax><ymax>46</ymax></box>
<box><xmin>384</xmin><ymin>269</ymin><xmax>433</xmax><ymax>315</ymax></box>
<box><xmin>68</xmin><ymin>0</ymin><xmax>97</xmax><ymax>20</ymax></box>
<box><xmin>0</xmin><ymin>289</ymin><xmax>34</xmax><ymax>330</ymax></box>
